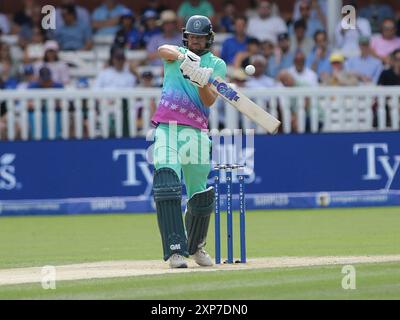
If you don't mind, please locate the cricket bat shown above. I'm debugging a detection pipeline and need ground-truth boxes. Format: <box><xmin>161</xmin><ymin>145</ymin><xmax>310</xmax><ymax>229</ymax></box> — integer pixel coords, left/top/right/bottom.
<box><xmin>208</xmin><ymin>77</ymin><xmax>281</xmax><ymax>134</ymax></box>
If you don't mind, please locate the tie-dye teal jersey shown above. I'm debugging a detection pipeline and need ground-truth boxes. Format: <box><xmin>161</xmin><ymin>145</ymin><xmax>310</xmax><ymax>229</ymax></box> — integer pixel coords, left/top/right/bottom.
<box><xmin>151</xmin><ymin>46</ymin><xmax>227</xmax><ymax>130</ymax></box>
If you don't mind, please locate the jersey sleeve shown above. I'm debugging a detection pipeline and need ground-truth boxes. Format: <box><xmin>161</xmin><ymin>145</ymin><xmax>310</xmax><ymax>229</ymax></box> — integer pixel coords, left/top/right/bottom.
<box><xmin>212</xmin><ymin>59</ymin><xmax>227</xmax><ymax>80</ymax></box>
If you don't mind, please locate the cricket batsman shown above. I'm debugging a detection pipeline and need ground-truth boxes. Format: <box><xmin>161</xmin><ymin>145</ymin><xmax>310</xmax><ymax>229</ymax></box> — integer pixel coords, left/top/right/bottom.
<box><xmin>151</xmin><ymin>15</ymin><xmax>227</xmax><ymax>268</ymax></box>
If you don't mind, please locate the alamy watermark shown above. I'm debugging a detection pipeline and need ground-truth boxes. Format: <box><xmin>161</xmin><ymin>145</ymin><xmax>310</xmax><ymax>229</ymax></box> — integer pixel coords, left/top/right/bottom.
<box><xmin>41</xmin><ymin>265</ymin><xmax>56</xmax><ymax>290</ymax></box>
<box><xmin>341</xmin><ymin>265</ymin><xmax>356</xmax><ymax>290</ymax></box>
<box><xmin>41</xmin><ymin>5</ymin><xmax>56</xmax><ymax>30</ymax></box>
<box><xmin>341</xmin><ymin>5</ymin><xmax>357</xmax><ymax>30</ymax></box>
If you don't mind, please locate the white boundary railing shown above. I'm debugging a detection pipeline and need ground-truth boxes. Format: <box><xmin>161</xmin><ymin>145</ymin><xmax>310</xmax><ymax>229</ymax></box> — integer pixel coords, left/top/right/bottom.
<box><xmin>0</xmin><ymin>86</ymin><xmax>399</xmax><ymax>140</ymax></box>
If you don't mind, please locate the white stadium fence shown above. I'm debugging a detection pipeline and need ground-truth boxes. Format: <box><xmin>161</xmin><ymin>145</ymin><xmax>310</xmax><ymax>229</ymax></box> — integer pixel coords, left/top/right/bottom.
<box><xmin>0</xmin><ymin>86</ymin><xmax>399</xmax><ymax>140</ymax></box>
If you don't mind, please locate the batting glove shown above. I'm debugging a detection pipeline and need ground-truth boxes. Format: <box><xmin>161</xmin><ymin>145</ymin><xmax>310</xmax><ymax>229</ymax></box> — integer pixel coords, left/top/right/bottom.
<box><xmin>188</xmin><ymin>67</ymin><xmax>213</xmax><ymax>87</ymax></box>
<box><xmin>179</xmin><ymin>50</ymin><xmax>201</xmax><ymax>77</ymax></box>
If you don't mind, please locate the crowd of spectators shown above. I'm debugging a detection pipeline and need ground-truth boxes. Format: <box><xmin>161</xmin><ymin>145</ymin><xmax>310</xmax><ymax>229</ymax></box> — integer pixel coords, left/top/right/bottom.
<box><xmin>0</xmin><ymin>0</ymin><xmax>399</xmax><ymax>91</ymax></box>
<box><xmin>1</xmin><ymin>0</ymin><xmax>400</xmax><ymax>137</ymax></box>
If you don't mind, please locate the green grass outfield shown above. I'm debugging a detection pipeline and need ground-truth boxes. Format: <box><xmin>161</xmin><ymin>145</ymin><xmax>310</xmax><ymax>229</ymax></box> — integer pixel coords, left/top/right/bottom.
<box><xmin>0</xmin><ymin>207</ymin><xmax>399</xmax><ymax>299</ymax></box>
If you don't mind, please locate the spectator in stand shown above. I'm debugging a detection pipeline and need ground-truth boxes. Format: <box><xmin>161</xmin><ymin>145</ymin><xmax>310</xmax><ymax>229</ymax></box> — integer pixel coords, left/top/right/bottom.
<box><xmin>141</xmin><ymin>0</ymin><xmax>169</xmax><ymax>16</ymax></box>
<box><xmin>261</xmin><ymin>39</ymin><xmax>274</xmax><ymax>60</ymax></box>
<box><xmin>27</xmin><ymin>67</ymin><xmax>64</xmax><ymax>139</ymax></box>
<box><xmin>93</xmin><ymin>47</ymin><xmax>137</xmax><ymax>88</ymax></box>
<box><xmin>293</xmin><ymin>0</ymin><xmax>326</xmax><ymax>37</ymax></box>
<box><xmin>56</xmin><ymin>0</ymin><xmax>90</xmax><ymax>29</ymax></box>
<box><xmin>378</xmin><ymin>49</ymin><xmax>400</xmax><ymax>86</ymax></box>
<box><xmin>321</xmin><ymin>53</ymin><xmax>359</xmax><ymax>86</ymax></box>
<box><xmin>0</xmin><ymin>42</ymin><xmax>19</xmax><ymax>88</ymax></box>
<box><xmin>279</xmin><ymin>69</ymin><xmax>323</xmax><ymax>133</ymax></box>
<box><xmin>93</xmin><ymin>48</ymin><xmax>137</xmax><ymax>137</ymax></box>
<box><xmin>28</xmin><ymin>66</ymin><xmax>63</xmax><ymax>89</ymax></box>
<box><xmin>220</xmin><ymin>16</ymin><xmax>249</xmax><ymax>66</ymax></box>
<box><xmin>245</xmin><ymin>0</ymin><xmax>259</xmax><ymax>18</ymax></box>
<box><xmin>177</xmin><ymin>0</ymin><xmax>215</xmax><ymax>27</ymax></box>
<box><xmin>287</xmin><ymin>50</ymin><xmax>318</xmax><ymax>86</ymax></box>
<box><xmin>146</xmin><ymin>10</ymin><xmax>181</xmax><ymax>66</ymax></box>
<box><xmin>345</xmin><ymin>37</ymin><xmax>383</xmax><ymax>84</ymax></box>
<box><xmin>335</xmin><ymin>3</ymin><xmax>371</xmax><ymax>58</ymax></box>
<box><xmin>34</xmin><ymin>40</ymin><xmax>70</xmax><ymax>85</ymax></box>
<box><xmin>290</xmin><ymin>19</ymin><xmax>314</xmax><ymax>56</ymax></box>
<box><xmin>268</xmin><ymin>32</ymin><xmax>295</xmax><ymax>79</ymax></box>
<box><xmin>12</xmin><ymin>0</ymin><xmax>37</xmax><ymax>31</ymax></box>
<box><xmin>359</xmin><ymin>0</ymin><xmax>394</xmax><ymax>34</ymax></box>
<box><xmin>245</xmin><ymin>54</ymin><xmax>275</xmax><ymax>88</ymax></box>
<box><xmin>397</xmin><ymin>18</ymin><xmax>400</xmax><ymax>37</ymax></box>
<box><xmin>233</xmin><ymin>37</ymin><xmax>261</xmax><ymax>69</ymax></box>
<box><xmin>218</xmin><ymin>0</ymin><xmax>236</xmax><ymax>33</ymax></box>
<box><xmin>0</xmin><ymin>79</ymin><xmax>6</xmax><ymax>139</ymax></box>
<box><xmin>276</xmin><ymin>70</ymin><xmax>302</xmax><ymax>132</ymax></box>
<box><xmin>140</xmin><ymin>9</ymin><xmax>162</xmax><ymax>48</ymax></box>
<box><xmin>370</xmin><ymin>19</ymin><xmax>400</xmax><ymax>65</ymax></box>
<box><xmin>374</xmin><ymin>49</ymin><xmax>400</xmax><ymax>128</ymax></box>
<box><xmin>55</xmin><ymin>4</ymin><xmax>93</xmax><ymax>51</ymax></box>
<box><xmin>247</xmin><ymin>1</ymin><xmax>287</xmax><ymax>44</ymax></box>
<box><xmin>293</xmin><ymin>0</ymin><xmax>326</xmax><ymax>39</ymax></box>
<box><xmin>92</xmin><ymin>0</ymin><xmax>128</xmax><ymax>36</ymax></box>
<box><xmin>0</xmin><ymin>11</ymin><xmax>10</xmax><ymax>35</ymax></box>
<box><xmin>22</xmin><ymin>26</ymin><xmax>46</xmax><ymax>65</ymax></box>
<box><xmin>306</xmin><ymin>30</ymin><xmax>331</xmax><ymax>79</ymax></box>
<box><xmin>114</xmin><ymin>9</ymin><xmax>142</xmax><ymax>49</ymax></box>
<box><xmin>17</xmin><ymin>65</ymin><xmax>36</xmax><ymax>89</ymax></box>
<box><xmin>13</xmin><ymin>0</ymin><xmax>43</xmax><ymax>46</ymax></box>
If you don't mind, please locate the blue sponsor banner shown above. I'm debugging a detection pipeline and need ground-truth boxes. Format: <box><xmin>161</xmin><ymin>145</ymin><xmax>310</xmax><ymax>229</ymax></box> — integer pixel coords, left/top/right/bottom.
<box><xmin>0</xmin><ymin>132</ymin><xmax>399</xmax><ymax>216</ymax></box>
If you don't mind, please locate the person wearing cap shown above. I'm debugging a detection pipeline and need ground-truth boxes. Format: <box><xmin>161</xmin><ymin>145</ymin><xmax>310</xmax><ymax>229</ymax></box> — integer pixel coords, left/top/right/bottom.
<box><xmin>247</xmin><ymin>1</ymin><xmax>287</xmax><ymax>43</ymax></box>
<box><xmin>140</xmin><ymin>9</ymin><xmax>162</xmax><ymax>47</ymax></box>
<box><xmin>335</xmin><ymin>2</ymin><xmax>371</xmax><ymax>58</ymax></box>
<box><xmin>17</xmin><ymin>64</ymin><xmax>36</xmax><ymax>89</ymax></box>
<box><xmin>152</xmin><ymin>15</ymin><xmax>226</xmax><ymax>269</ymax></box>
<box><xmin>113</xmin><ymin>9</ymin><xmax>142</xmax><ymax>49</ymax></box>
<box><xmin>55</xmin><ymin>4</ymin><xmax>93</xmax><ymax>51</ymax></box>
<box><xmin>34</xmin><ymin>40</ymin><xmax>70</xmax><ymax>85</ymax></box>
<box><xmin>345</xmin><ymin>36</ymin><xmax>383</xmax><ymax>84</ymax></box>
<box><xmin>268</xmin><ymin>32</ymin><xmax>295</xmax><ymax>78</ymax></box>
<box><xmin>92</xmin><ymin>0</ymin><xmax>128</xmax><ymax>36</ymax></box>
<box><xmin>146</xmin><ymin>10</ymin><xmax>181</xmax><ymax>66</ymax></box>
<box><xmin>321</xmin><ymin>52</ymin><xmax>358</xmax><ymax>86</ymax></box>
<box><xmin>27</xmin><ymin>67</ymin><xmax>64</xmax><ymax>139</ymax></box>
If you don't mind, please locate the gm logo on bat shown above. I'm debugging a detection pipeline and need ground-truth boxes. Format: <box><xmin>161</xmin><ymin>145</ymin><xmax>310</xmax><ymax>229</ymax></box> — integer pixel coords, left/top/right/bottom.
<box><xmin>211</xmin><ymin>79</ymin><xmax>240</xmax><ymax>102</ymax></box>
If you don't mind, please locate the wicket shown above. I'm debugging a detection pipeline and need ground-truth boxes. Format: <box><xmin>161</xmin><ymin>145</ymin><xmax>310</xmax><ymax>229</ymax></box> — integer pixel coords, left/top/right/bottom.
<box><xmin>214</xmin><ymin>164</ymin><xmax>246</xmax><ymax>264</ymax></box>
